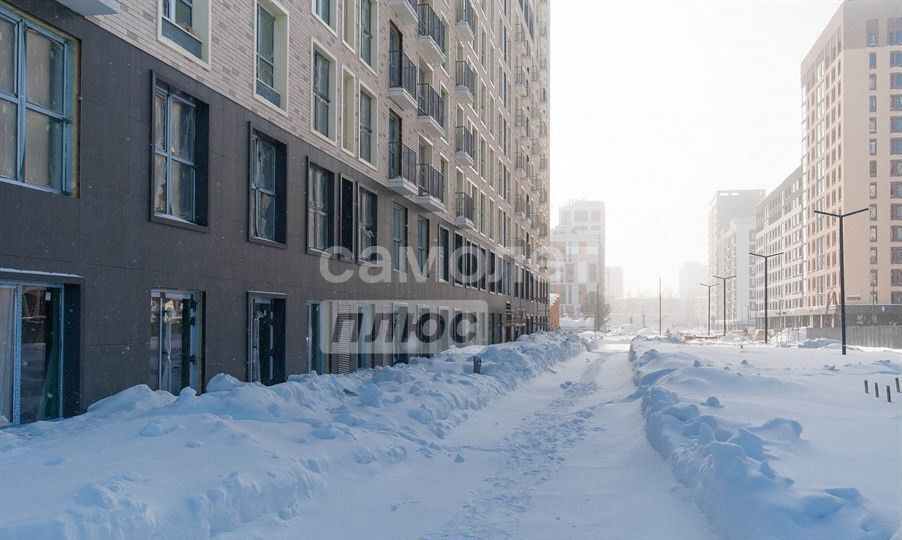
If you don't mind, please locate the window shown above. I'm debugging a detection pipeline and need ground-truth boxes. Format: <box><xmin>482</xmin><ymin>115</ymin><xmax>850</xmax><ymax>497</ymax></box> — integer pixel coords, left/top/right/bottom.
<box><xmin>308</xmin><ymin>163</ymin><xmax>335</xmax><ymax>251</ymax></box>
<box><xmin>153</xmin><ymin>81</ymin><xmax>208</xmax><ymax>225</ymax></box>
<box><xmin>894</xmin><ymin>292</ymin><xmax>902</xmax><ymax>305</ymax></box>
<box><xmin>313</xmin><ymin>49</ymin><xmax>334</xmax><ymax>138</ymax></box>
<box><xmin>339</xmin><ymin>177</ymin><xmax>355</xmax><ymax>255</ymax></box>
<box><xmin>358</xmin><ymin>188</ymin><xmax>377</xmax><ymax>262</ymax></box>
<box><xmin>870</xmin><ymin>204</ymin><xmax>878</xmax><ymax>221</ymax></box>
<box><xmin>893</xmin><ymin>117</ymin><xmax>902</xmax><ymax>133</ymax></box>
<box><xmin>870</xmin><ymin>182</ymin><xmax>877</xmax><ymax>199</ymax></box>
<box><xmin>869</xmin><ymin>96</ymin><xmax>877</xmax><ymax>113</ymax></box>
<box><xmin>893</xmin><ymin>73</ymin><xmax>902</xmax><ymax>90</ymax></box>
<box><xmin>892</xmin><ymin>181</ymin><xmax>902</xmax><ymax>198</ymax></box>
<box><xmin>255</xmin><ymin>1</ymin><xmax>288</xmax><ymax>109</ymax></box>
<box><xmin>359</xmin><ymin>88</ymin><xmax>374</xmax><ymax>163</ymax></box>
<box><xmin>416</xmin><ymin>216</ymin><xmax>429</xmax><ymax>275</ymax></box>
<box><xmin>894</xmin><ymin>95</ymin><xmax>902</xmax><ymax>111</ymax></box>
<box><xmin>342</xmin><ymin>0</ymin><xmax>355</xmax><ymax>47</ymax></box>
<box><xmin>893</xmin><ymin>204</ymin><xmax>902</xmax><ymax>220</ymax></box>
<box><xmin>870</xmin><ymin>225</ymin><xmax>878</xmax><ymax>242</ymax></box>
<box><xmin>869</xmin><ymin>74</ymin><xmax>877</xmax><ymax>91</ymax></box>
<box><xmin>869</xmin><ymin>52</ymin><xmax>876</xmax><ymax>69</ymax></box>
<box><xmin>893</xmin><ymin>225</ymin><xmax>902</xmax><ymax>242</ymax></box>
<box><xmin>892</xmin><ymin>51</ymin><xmax>902</xmax><ymax>68</ymax></box>
<box><xmin>893</xmin><ymin>247</ymin><xmax>902</xmax><ymax>264</ymax></box>
<box><xmin>359</xmin><ymin>0</ymin><xmax>374</xmax><ymax>67</ymax></box>
<box><xmin>393</xmin><ymin>204</ymin><xmax>408</xmax><ymax>271</ymax></box>
<box><xmin>870</xmin><ymin>247</ymin><xmax>878</xmax><ymax>264</ymax></box>
<box><xmin>893</xmin><ymin>159</ymin><xmax>902</xmax><ymax>177</ymax></box>
<box><xmin>869</xmin><ymin>117</ymin><xmax>877</xmax><ymax>133</ymax></box>
<box><xmin>250</xmin><ymin>131</ymin><xmax>286</xmax><ymax>243</ymax></box>
<box><xmin>892</xmin><ymin>138</ymin><xmax>902</xmax><ymax>155</ymax></box>
<box><xmin>870</xmin><ymin>160</ymin><xmax>878</xmax><ymax>178</ymax></box>
<box><xmin>0</xmin><ymin>283</ymin><xmax>64</xmax><ymax>425</ymax></box>
<box><xmin>439</xmin><ymin>227</ymin><xmax>450</xmax><ymax>281</ymax></box>
<box><xmin>894</xmin><ymin>269</ymin><xmax>902</xmax><ymax>286</ymax></box>
<box><xmin>150</xmin><ymin>290</ymin><xmax>203</xmax><ymax>395</ymax></box>
<box><xmin>0</xmin><ymin>8</ymin><xmax>76</xmax><ymax>193</ymax></box>
<box><xmin>313</xmin><ymin>0</ymin><xmax>333</xmax><ymax>27</ymax></box>
<box><xmin>342</xmin><ymin>70</ymin><xmax>356</xmax><ymax>152</ymax></box>
<box><xmin>869</xmin><ymin>139</ymin><xmax>877</xmax><ymax>155</ymax></box>
<box><xmin>161</xmin><ymin>0</ymin><xmax>209</xmax><ymax>61</ymax></box>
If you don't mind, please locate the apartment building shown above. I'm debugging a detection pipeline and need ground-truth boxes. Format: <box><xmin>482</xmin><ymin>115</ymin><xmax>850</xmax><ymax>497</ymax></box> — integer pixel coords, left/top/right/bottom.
<box><xmin>708</xmin><ymin>190</ymin><xmax>764</xmax><ymax>331</ymax></box>
<box><xmin>605</xmin><ymin>266</ymin><xmax>623</xmax><ymax>299</ymax></box>
<box><xmin>751</xmin><ymin>166</ymin><xmax>806</xmax><ymax>331</ymax></box>
<box><xmin>800</xmin><ymin>0</ymin><xmax>902</xmax><ymax>326</ymax></box>
<box><xmin>0</xmin><ymin>0</ymin><xmax>551</xmax><ymax>425</ymax></box>
<box><xmin>550</xmin><ymin>200</ymin><xmax>605</xmax><ymax>317</ymax></box>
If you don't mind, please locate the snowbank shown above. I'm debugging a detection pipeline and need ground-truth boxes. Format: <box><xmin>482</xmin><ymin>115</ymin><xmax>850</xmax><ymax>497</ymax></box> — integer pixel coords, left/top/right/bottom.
<box><xmin>0</xmin><ymin>332</ymin><xmax>590</xmax><ymax>539</ymax></box>
<box><xmin>629</xmin><ymin>338</ymin><xmax>900</xmax><ymax>540</ymax></box>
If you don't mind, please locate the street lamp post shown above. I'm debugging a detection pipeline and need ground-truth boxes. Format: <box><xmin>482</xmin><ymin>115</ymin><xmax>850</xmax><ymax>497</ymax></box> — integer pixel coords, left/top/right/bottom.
<box><xmin>713</xmin><ymin>275</ymin><xmax>736</xmax><ymax>337</ymax></box>
<box><xmin>813</xmin><ymin>208</ymin><xmax>868</xmax><ymax>355</ymax></box>
<box><xmin>749</xmin><ymin>252</ymin><xmax>783</xmax><ymax>344</ymax></box>
<box><xmin>699</xmin><ymin>283</ymin><xmax>716</xmax><ymax>336</ymax></box>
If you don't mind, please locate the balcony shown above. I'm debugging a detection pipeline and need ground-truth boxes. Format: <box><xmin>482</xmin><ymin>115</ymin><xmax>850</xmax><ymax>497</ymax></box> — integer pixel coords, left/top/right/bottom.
<box><xmin>417</xmin><ymin>3</ymin><xmax>447</xmax><ymax>65</ymax></box>
<box><xmin>417</xmin><ymin>82</ymin><xmax>446</xmax><ymax>139</ymax></box>
<box><xmin>56</xmin><ymin>0</ymin><xmax>120</xmax><ymax>15</ymax></box>
<box><xmin>388</xmin><ymin>50</ymin><xmax>418</xmax><ymax>111</ymax></box>
<box><xmin>455</xmin><ymin>0</ymin><xmax>476</xmax><ymax>42</ymax></box>
<box><xmin>455</xmin><ymin>60</ymin><xmax>476</xmax><ymax>104</ymax></box>
<box><xmin>417</xmin><ymin>163</ymin><xmax>446</xmax><ymax>212</ymax></box>
<box><xmin>455</xmin><ymin>126</ymin><xmax>476</xmax><ymax>166</ymax></box>
<box><xmin>388</xmin><ymin>0</ymin><xmax>418</xmax><ymax>26</ymax></box>
<box><xmin>454</xmin><ymin>192</ymin><xmax>475</xmax><ymax>229</ymax></box>
<box><xmin>387</xmin><ymin>142</ymin><xmax>419</xmax><ymax>197</ymax></box>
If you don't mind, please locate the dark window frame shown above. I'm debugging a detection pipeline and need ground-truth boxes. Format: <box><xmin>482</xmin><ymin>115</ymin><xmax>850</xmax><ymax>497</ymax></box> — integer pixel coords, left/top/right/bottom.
<box><xmin>248</xmin><ymin>125</ymin><xmax>287</xmax><ymax>246</ymax></box>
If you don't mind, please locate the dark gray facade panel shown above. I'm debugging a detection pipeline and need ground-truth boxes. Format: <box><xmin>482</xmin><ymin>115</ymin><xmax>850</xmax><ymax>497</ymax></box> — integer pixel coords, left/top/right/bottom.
<box><xmin>0</xmin><ymin>0</ymin><xmax>548</xmax><ymax>413</ymax></box>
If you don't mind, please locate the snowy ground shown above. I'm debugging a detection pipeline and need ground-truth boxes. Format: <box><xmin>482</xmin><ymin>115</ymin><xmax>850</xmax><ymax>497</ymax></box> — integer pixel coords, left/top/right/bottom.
<box><xmin>0</xmin><ymin>331</ymin><xmax>899</xmax><ymax>539</ymax></box>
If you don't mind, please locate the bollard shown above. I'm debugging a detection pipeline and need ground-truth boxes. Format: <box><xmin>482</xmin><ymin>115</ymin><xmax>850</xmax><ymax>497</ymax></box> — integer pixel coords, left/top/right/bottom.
<box><xmin>865</xmin><ymin>379</ymin><xmax>869</xmax><ymax>394</ymax></box>
<box><xmin>472</xmin><ymin>356</ymin><xmax>482</xmax><ymax>375</ymax></box>
<box><xmin>896</xmin><ymin>377</ymin><xmax>900</xmax><ymax>393</ymax></box>
<box><xmin>888</xmin><ymin>386</ymin><xmax>892</xmax><ymax>403</ymax></box>
<box><xmin>875</xmin><ymin>382</ymin><xmax>879</xmax><ymax>398</ymax></box>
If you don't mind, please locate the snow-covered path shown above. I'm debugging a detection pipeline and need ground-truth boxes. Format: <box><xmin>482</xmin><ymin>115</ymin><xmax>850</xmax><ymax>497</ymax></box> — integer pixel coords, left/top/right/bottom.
<box><xmin>268</xmin><ymin>344</ymin><xmax>717</xmax><ymax>539</ymax></box>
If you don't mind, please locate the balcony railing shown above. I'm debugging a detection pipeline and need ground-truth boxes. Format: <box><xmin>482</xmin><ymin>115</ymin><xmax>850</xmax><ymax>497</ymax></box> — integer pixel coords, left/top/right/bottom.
<box><xmin>388</xmin><ymin>141</ymin><xmax>417</xmax><ymax>182</ymax></box>
<box><xmin>455</xmin><ymin>191</ymin><xmax>474</xmax><ymax>221</ymax></box>
<box><xmin>455</xmin><ymin>126</ymin><xmax>475</xmax><ymax>161</ymax></box>
<box><xmin>418</xmin><ymin>163</ymin><xmax>445</xmax><ymax>201</ymax></box>
<box><xmin>418</xmin><ymin>3</ymin><xmax>446</xmax><ymax>53</ymax></box>
<box><xmin>389</xmin><ymin>50</ymin><xmax>417</xmax><ymax>98</ymax></box>
<box><xmin>455</xmin><ymin>60</ymin><xmax>475</xmax><ymax>97</ymax></box>
<box><xmin>417</xmin><ymin>82</ymin><xmax>445</xmax><ymax>128</ymax></box>
<box><xmin>456</xmin><ymin>0</ymin><xmax>476</xmax><ymax>35</ymax></box>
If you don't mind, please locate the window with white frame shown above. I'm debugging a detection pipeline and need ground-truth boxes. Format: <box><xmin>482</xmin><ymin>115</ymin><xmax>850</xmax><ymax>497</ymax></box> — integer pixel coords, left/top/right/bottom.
<box><xmin>341</xmin><ymin>70</ymin><xmax>356</xmax><ymax>152</ymax></box>
<box><xmin>359</xmin><ymin>0</ymin><xmax>374</xmax><ymax>68</ymax></box>
<box><xmin>160</xmin><ymin>0</ymin><xmax>210</xmax><ymax>62</ymax></box>
<box><xmin>312</xmin><ymin>48</ymin><xmax>334</xmax><ymax>138</ymax></box>
<box><xmin>359</xmin><ymin>87</ymin><xmax>375</xmax><ymax>163</ymax></box>
<box><xmin>0</xmin><ymin>7</ymin><xmax>77</xmax><ymax>193</ymax></box>
<box><xmin>313</xmin><ymin>0</ymin><xmax>335</xmax><ymax>28</ymax></box>
<box><xmin>342</xmin><ymin>0</ymin><xmax>355</xmax><ymax>48</ymax></box>
<box><xmin>255</xmin><ymin>0</ymin><xmax>289</xmax><ymax>110</ymax></box>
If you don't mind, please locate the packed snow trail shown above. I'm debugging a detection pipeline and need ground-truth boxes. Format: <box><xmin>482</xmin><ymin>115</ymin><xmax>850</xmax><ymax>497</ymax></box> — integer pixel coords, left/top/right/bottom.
<box><xmin>256</xmin><ymin>344</ymin><xmax>717</xmax><ymax>539</ymax></box>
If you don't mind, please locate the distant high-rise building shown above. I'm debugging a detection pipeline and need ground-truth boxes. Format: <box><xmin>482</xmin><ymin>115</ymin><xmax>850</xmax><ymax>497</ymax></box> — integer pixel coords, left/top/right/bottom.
<box><xmin>752</xmin><ymin>166</ymin><xmax>806</xmax><ymax>331</ymax></box>
<box><xmin>801</xmin><ymin>0</ymin><xmax>902</xmax><ymax>325</ymax></box>
<box><xmin>605</xmin><ymin>266</ymin><xmax>624</xmax><ymax>299</ymax></box>
<box><xmin>551</xmin><ymin>201</ymin><xmax>606</xmax><ymax>317</ymax></box>
<box><xmin>708</xmin><ymin>190</ymin><xmax>765</xmax><ymax>330</ymax></box>
<box><xmin>678</xmin><ymin>261</ymin><xmax>710</xmax><ymax>298</ymax></box>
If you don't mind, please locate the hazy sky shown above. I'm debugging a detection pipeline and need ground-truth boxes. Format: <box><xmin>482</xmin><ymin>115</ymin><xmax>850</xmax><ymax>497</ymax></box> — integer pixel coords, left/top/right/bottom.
<box><xmin>550</xmin><ymin>0</ymin><xmax>842</xmax><ymax>296</ymax></box>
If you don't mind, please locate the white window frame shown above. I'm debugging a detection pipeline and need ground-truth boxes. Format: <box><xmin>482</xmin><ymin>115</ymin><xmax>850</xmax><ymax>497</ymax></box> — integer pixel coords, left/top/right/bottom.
<box><xmin>342</xmin><ymin>0</ymin><xmax>356</xmax><ymax>52</ymax></box>
<box><xmin>312</xmin><ymin>0</ymin><xmax>338</xmax><ymax>35</ymax></box>
<box><xmin>358</xmin><ymin>0</ymin><xmax>377</xmax><ymax>74</ymax></box>
<box><xmin>358</xmin><ymin>80</ymin><xmax>377</xmax><ymax>168</ymax></box>
<box><xmin>341</xmin><ymin>68</ymin><xmax>357</xmax><ymax>155</ymax></box>
<box><xmin>157</xmin><ymin>0</ymin><xmax>212</xmax><ymax>67</ymax></box>
<box><xmin>253</xmin><ymin>0</ymin><xmax>290</xmax><ymax>114</ymax></box>
<box><xmin>310</xmin><ymin>40</ymin><xmax>338</xmax><ymax>143</ymax></box>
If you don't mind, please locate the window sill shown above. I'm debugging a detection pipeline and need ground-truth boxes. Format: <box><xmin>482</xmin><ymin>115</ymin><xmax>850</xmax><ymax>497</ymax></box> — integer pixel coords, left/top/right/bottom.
<box><xmin>310</xmin><ymin>126</ymin><xmax>337</xmax><ymax>146</ymax></box>
<box><xmin>151</xmin><ymin>213</ymin><xmax>209</xmax><ymax>233</ymax></box>
<box><xmin>249</xmin><ymin>236</ymin><xmax>288</xmax><ymax>249</ymax></box>
<box><xmin>158</xmin><ymin>34</ymin><xmax>211</xmax><ymax>70</ymax></box>
<box><xmin>254</xmin><ymin>92</ymin><xmax>289</xmax><ymax>116</ymax></box>
<box><xmin>0</xmin><ymin>177</ymin><xmax>73</xmax><ymax>197</ymax></box>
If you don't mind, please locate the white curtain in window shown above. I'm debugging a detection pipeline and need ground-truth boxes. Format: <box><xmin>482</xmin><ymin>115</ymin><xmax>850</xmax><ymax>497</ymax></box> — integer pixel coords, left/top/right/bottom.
<box><xmin>0</xmin><ymin>286</ymin><xmax>15</xmax><ymax>424</ymax></box>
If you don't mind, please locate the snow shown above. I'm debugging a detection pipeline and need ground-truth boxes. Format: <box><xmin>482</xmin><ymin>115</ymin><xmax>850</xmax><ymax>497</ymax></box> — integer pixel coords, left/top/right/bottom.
<box><xmin>1</xmin><ymin>328</ymin><xmax>899</xmax><ymax>539</ymax></box>
<box><xmin>631</xmin><ymin>336</ymin><xmax>902</xmax><ymax>540</ymax></box>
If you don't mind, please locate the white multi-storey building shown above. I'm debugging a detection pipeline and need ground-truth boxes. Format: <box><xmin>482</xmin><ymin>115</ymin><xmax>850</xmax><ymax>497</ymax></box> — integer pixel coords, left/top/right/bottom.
<box><xmin>550</xmin><ymin>200</ymin><xmax>606</xmax><ymax>317</ymax></box>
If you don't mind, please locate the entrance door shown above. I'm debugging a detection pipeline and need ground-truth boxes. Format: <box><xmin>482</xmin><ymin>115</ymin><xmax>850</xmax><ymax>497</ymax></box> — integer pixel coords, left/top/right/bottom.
<box><xmin>251</xmin><ymin>298</ymin><xmax>275</xmax><ymax>384</ymax></box>
<box><xmin>150</xmin><ymin>290</ymin><xmax>202</xmax><ymax>395</ymax></box>
<box><xmin>0</xmin><ymin>284</ymin><xmax>63</xmax><ymax>425</ymax></box>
